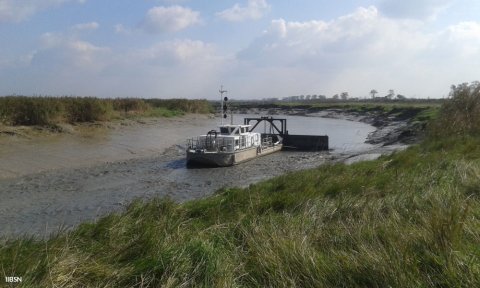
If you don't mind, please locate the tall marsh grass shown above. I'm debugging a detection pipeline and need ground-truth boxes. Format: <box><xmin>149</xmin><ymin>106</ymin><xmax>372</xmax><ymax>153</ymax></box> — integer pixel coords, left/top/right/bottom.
<box><xmin>0</xmin><ymin>96</ymin><xmax>212</xmax><ymax>126</ymax></box>
<box><xmin>0</xmin><ymin>96</ymin><xmax>63</xmax><ymax>125</ymax></box>
<box><xmin>430</xmin><ymin>81</ymin><xmax>480</xmax><ymax>136</ymax></box>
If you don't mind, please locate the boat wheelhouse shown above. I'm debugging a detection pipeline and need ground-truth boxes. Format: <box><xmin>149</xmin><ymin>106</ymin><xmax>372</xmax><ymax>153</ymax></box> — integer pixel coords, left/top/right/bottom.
<box><xmin>186</xmin><ymin>123</ymin><xmax>282</xmax><ymax>167</ymax></box>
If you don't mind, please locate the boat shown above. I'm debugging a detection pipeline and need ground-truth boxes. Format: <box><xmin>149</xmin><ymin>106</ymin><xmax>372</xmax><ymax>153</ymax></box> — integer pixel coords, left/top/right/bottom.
<box><xmin>186</xmin><ymin>87</ymin><xmax>283</xmax><ymax>167</ymax></box>
<box><xmin>186</xmin><ymin>124</ymin><xmax>283</xmax><ymax>167</ymax></box>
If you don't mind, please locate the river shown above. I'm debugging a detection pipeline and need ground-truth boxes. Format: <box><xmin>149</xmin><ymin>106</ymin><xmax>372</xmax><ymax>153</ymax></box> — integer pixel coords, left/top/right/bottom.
<box><xmin>0</xmin><ymin>113</ymin><xmax>379</xmax><ymax>237</ymax></box>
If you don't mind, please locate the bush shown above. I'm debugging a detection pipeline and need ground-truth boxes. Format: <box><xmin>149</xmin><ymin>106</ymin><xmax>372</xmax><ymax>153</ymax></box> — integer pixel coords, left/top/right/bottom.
<box><xmin>430</xmin><ymin>81</ymin><xmax>480</xmax><ymax>137</ymax></box>
<box><xmin>112</xmin><ymin>98</ymin><xmax>149</xmax><ymax>114</ymax></box>
<box><xmin>0</xmin><ymin>96</ymin><xmax>63</xmax><ymax>125</ymax></box>
<box><xmin>146</xmin><ymin>99</ymin><xmax>212</xmax><ymax>114</ymax></box>
<box><xmin>64</xmin><ymin>97</ymin><xmax>113</xmax><ymax>122</ymax></box>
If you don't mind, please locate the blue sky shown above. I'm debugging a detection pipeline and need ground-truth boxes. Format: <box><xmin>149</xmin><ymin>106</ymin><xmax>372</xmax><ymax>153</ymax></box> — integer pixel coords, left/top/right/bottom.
<box><xmin>1</xmin><ymin>0</ymin><xmax>479</xmax><ymax>99</ymax></box>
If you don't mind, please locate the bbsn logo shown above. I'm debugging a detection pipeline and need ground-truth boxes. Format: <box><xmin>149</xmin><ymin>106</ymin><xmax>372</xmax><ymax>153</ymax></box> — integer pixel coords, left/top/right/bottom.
<box><xmin>5</xmin><ymin>276</ymin><xmax>22</xmax><ymax>283</ymax></box>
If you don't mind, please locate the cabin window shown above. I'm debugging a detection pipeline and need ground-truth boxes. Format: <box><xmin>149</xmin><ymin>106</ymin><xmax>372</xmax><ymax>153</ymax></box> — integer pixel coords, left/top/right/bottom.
<box><xmin>240</xmin><ymin>128</ymin><xmax>245</xmax><ymax>133</ymax></box>
<box><xmin>220</xmin><ymin>127</ymin><xmax>229</xmax><ymax>134</ymax></box>
<box><xmin>235</xmin><ymin>139</ymin><xmax>239</xmax><ymax>146</ymax></box>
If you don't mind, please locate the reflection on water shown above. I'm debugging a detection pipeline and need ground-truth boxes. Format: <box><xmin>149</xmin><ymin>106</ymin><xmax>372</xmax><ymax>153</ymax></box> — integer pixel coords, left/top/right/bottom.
<box><xmin>243</xmin><ymin>114</ymin><xmax>375</xmax><ymax>153</ymax></box>
<box><xmin>0</xmin><ymin>114</ymin><xmax>375</xmax><ymax>179</ymax></box>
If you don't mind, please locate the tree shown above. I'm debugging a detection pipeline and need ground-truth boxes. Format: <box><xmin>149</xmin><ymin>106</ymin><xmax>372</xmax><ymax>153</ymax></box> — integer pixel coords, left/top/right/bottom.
<box><xmin>332</xmin><ymin>94</ymin><xmax>339</xmax><ymax>100</ymax></box>
<box><xmin>370</xmin><ymin>89</ymin><xmax>378</xmax><ymax>99</ymax></box>
<box><xmin>340</xmin><ymin>92</ymin><xmax>349</xmax><ymax>100</ymax></box>
<box><xmin>387</xmin><ymin>89</ymin><xmax>395</xmax><ymax>100</ymax></box>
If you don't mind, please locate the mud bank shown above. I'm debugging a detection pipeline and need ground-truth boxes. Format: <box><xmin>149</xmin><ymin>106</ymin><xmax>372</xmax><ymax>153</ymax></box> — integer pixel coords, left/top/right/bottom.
<box><xmin>0</xmin><ymin>111</ymin><xmax>413</xmax><ymax>238</ymax></box>
<box><xmin>304</xmin><ymin>108</ymin><xmax>423</xmax><ymax>146</ymax></box>
<box><xmin>0</xmin><ymin>114</ymin><xmax>215</xmax><ymax>179</ymax></box>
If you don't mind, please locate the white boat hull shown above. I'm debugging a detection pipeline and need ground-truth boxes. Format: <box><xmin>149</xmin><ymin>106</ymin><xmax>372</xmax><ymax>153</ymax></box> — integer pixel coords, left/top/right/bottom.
<box><xmin>187</xmin><ymin>144</ymin><xmax>282</xmax><ymax>167</ymax></box>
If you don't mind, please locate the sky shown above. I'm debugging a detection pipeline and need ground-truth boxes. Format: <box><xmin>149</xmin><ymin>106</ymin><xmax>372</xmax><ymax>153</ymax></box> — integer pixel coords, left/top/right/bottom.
<box><xmin>1</xmin><ymin>0</ymin><xmax>479</xmax><ymax>100</ymax></box>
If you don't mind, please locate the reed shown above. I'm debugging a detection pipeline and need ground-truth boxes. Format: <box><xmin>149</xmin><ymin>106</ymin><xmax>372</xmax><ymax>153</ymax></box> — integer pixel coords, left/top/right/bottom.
<box><xmin>63</xmin><ymin>97</ymin><xmax>114</xmax><ymax>122</ymax></box>
<box><xmin>0</xmin><ymin>96</ymin><xmax>212</xmax><ymax>126</ymax></box>
<box><xmin>145</xmin><ymin>99</ymin><xmax>213</xmax><ymax>114</ymax></box>
<box><xmin>0</xmin><ymin>96</ymin><xmax>63</xmax><ymax>125</ymax></box>
<box><xmin>430</xmin><ymin>81</ymin><xmax>480</xmax><ymax>137</ymax></box>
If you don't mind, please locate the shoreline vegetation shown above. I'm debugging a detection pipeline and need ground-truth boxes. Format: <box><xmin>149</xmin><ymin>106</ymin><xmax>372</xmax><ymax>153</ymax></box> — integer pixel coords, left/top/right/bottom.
<box><xmin>1</xmin><ymin>82</ymin><xmax>480</xmax><ymax>287</ymax></box>
<box><xmin>0</xmin><ymin>96</ymin><xmax>212</xmax><ymax>129</ymax></box>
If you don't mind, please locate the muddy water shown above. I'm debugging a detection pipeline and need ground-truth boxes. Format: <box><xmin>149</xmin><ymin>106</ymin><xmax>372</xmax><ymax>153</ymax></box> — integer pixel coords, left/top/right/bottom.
<box><xmin>0</xmin><ymin>114</ymin><xmax>376</xmax><ymax>237</ymax></box>
<box><xmin>0</xmin><ymin>115</ymin><xmax>216</xmax><ymax>179</ymax></box>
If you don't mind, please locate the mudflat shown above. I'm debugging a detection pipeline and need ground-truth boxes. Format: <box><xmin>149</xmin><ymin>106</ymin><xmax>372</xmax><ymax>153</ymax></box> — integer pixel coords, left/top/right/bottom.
<box><xmin>0</xmin><ymin>112</ymin><xmax>403</xmax><ymax>238</ymax></box>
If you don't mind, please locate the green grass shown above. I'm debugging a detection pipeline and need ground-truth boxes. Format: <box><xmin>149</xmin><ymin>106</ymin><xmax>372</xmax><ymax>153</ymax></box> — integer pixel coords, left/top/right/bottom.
<box><xmin>0</xmin><ymin>83</ymin><xmax>479</xmax><ymax>287</ymax></box>
<box><xmin>143</xmin><ymin>107</ymin><xmax>185</xmax><ymax>118</ymax></box>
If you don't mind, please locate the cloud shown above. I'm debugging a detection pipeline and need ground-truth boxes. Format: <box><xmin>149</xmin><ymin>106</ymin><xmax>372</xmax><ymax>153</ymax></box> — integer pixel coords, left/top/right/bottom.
<box><xmin>130</xmin><ymin>39</ymin><xmax>218</xmax><ymax>66</ymax></box>
<box><xmin>379</xmin><ymin>0</ymin><xmax>452</xmax><ymax>20</ymax></box>
<box><xmin>217</xmin><ymin>0</ymin><xmax>270</xmax><ymax>22</ymax></box>
<box><xmin>141</xmin><ymin>5</ymin><xmax>201</xmax><ymax>33</ymax></box>
<box><xmin>36</xmin><ymin>31</ymin><xmax>110</xmax><ymax>71</ymax></box>
<box><xmin>2</xmin><ymin>33</ymin><xmax>224</xmax><ymax>97</ymax></box>
<box><xmin>72</xmin><ymin>21</ymin><xmax>99</xmax><ymax>31</ymax></box>
<box><xmin>114</xmin><ymin>24</ymin><xmax>131</xmax><ymax>35</ymax></box>
<box><xmin>231</xmin><ymin>6</ymin><xmax>480</xmax><ymax>98</ymax></box>
<box><xmin>0</xmin><ymin>0</ymin><xmax>85</xmax><ymax>23</ymax></box>
<box><xmin>3</xmin><ymin>4</ymin><xmax>480</xmax><ymax>99</ymax></box>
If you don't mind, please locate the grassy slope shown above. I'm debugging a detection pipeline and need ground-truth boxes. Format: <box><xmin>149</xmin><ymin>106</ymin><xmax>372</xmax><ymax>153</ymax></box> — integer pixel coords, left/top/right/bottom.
<box><xmin>1</xmin><ymin>91</ymin><xmax>480</xmax><ymax>287</ymax></box>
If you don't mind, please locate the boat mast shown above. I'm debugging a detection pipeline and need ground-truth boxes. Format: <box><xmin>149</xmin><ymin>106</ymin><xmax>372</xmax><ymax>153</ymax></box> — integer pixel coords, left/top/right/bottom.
<box><xmin>219</xmin><ymin>85</ymin><xmax>227</xmax><ymax>125</ymax></box>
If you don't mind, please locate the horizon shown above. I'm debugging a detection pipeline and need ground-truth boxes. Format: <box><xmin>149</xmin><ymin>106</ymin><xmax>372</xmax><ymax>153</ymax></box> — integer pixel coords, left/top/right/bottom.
<box><xmin>1</xmin><ymin>0</ymin><xmax>479</xmax><ymax>100</ymax></box>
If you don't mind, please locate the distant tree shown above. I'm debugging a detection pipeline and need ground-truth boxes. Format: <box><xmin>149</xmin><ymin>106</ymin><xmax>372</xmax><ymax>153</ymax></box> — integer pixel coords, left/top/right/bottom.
<box><xmin>306</xmin><ymin>95</ymin><xmax>311</xmax><ymax>100</ymax></box>
<box><xmin>387</xmin><ymin>89</ymin><xmax>395</xmax><ymax>100</ymax></box>
<box><xmin>332</xmin><ymin>94</ymin><xmax>339</xmax><ymax>100</ymax></box>
<box><xmin>396</xmin><ymin>94</ymin><xmax>407</xmax><ymax>100</ymax></box>
<box><xmin>318</xmin><ymin>95</ymin><xmax>327</xmax><ymax>100</ymax></box>
<box><xmin>300</xmin><ymin>95</ymin><xmax>305</xmax><ymax>101</ymax></box>
<box><xmin>370</xmin><ymin>89</ymin><xmax>378</xmax><ymax>99</ymax></box>
<box><xmin>340</xmin><ymin>92</ymin><xmax>349</xmax><ymax>100</ymax></box>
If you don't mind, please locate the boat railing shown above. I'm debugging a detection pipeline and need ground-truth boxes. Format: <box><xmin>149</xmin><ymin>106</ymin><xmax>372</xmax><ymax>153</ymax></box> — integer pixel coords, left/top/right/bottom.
<box><xmin>187</xmin><ymin>137</ymin><xmax>235</xmax><ymax>153</ymax></box>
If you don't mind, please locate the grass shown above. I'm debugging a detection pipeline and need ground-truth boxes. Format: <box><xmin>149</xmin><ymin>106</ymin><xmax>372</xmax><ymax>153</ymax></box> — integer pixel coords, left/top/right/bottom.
<box><xmin>143</xmin><ymin>107</ymin><xmax>184</xmax><ymax>118</ymax></box>
<box><xmin>0</xmin><ymin>82</ymin><xmax>479</xmax><ymax>287</ymax></box>
<box><xmin>0</xmin><ymin>96</ymin><xmax>212</xmax><ymax>127</ymax></box>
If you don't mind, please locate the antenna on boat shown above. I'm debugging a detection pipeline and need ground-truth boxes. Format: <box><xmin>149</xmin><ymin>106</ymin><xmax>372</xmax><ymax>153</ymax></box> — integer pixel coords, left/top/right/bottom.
<box><xmin>220</xmin><ymin>85</ymin><xmax>228</xmax><ymax>125</ymax></box>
